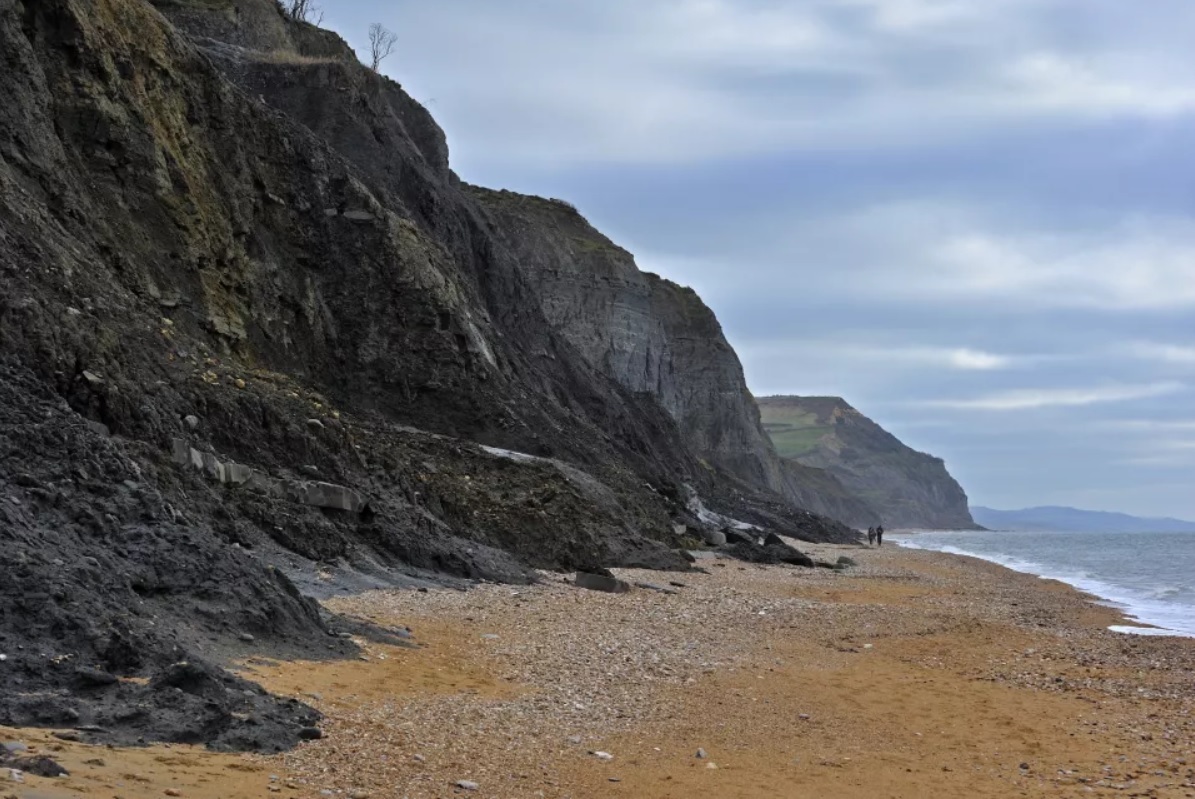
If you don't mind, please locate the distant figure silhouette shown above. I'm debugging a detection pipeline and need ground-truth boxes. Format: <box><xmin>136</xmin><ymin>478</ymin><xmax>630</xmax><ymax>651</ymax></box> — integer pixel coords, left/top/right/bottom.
<box><xmin>876</xmin><ymin>525</ymin><xmax>884</xmax><ymax>547</ymax></box>
<box><xmin>867</xmin><ymin>526</ymin><xmax>876</xmax><ymax>546</ymax></box>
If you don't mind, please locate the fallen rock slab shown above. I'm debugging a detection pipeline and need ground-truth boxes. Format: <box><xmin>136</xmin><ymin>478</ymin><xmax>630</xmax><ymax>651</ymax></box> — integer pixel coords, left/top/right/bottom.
<box><xmin>721</xmin><ymin>539</ymin><xmax>815</xmax><ymax>568</ymax></box>
<box><xmin>574</xmin><ymin>573</ymin><xmax>631</xmax><ymax>594</ymax></box>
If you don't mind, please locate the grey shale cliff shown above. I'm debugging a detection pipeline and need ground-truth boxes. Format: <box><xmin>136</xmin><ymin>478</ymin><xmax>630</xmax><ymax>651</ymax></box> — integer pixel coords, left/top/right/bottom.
<box><xmin>0</xmin><ymin>0</ymin><xmax>856</xmax><ymax>750</ymax></box>
<box><xmin>469</xmin><ymin>189</ymin><xmax>879</xmax><ymax>529</ymax></box>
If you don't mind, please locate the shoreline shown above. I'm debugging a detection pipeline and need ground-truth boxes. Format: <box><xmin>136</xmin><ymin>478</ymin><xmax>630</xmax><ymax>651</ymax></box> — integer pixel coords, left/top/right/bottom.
<box><xmin>891</xmin><ymin>531</ymin><xmax>1195</xmax><ymax>639</ymax></box>
<box><xmin>5</xmin><ymin>545</ymin><xmax>1194</xmax><ymax>798</ymax></box>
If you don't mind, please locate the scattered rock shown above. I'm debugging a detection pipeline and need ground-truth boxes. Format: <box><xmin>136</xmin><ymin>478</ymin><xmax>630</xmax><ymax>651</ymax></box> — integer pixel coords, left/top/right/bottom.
<box><xmin>455</xmin><ymin>780</ymin><xmax>479</xmax><ymax>791</ymax></box>
<box><xmin>634</xmin><ymin>582</ymin><xmax>678</xmax><ymax>595</ymax></box>
<box><xmin>723</xmin><ymin>529</ymin><xmax>757</xmax><ymax>546</ymax></box>
<box><xmin>574</xmin><ymin>573</ymin><xmax>631</xmax><ymax>594</ymax></box>
<box><xmin>702</xmin><ymin>529</ymin><xmax>728</xmax><ymax>547</ymax></box>
<box><xmin>591</xmin><ymin>751</ymin><xmax>614</xmax><ymax>761</ymax></box>
<box><xmin>696</xmin><ymin>748</ymin><xmax>708</xmax><ymax>759</ymax></box>
<box><xmin>298</xmin><ymin>727</ymin><xmax>323</xmax><ymax>740</ymax></box>
<box><xmin>238</xmin><ymin>633</ymin><xmax>256</xmax><ymax>643</ymax></box>
<box><xmin>164</xmin><ymin>790</ymin><xmax>181</xmax><ymax>797</ymax></box>
<box><xmin>11</xmin><ymin>757</ymin><xmax>68</xmax><ymax>778</ymax></box>
<box><xmin>721</xmin><ymin>537</ymin><xmax>814</xmax><ymax>568</ymax></box>
<box><xmin>183</xmin><ymin>415</ymin><xmax>199</xmax><ymax>430</ymax></box>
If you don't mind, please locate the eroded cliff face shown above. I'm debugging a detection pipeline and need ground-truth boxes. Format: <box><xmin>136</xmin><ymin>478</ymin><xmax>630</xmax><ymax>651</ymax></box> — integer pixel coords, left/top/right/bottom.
<box><xmin>467</xmin><ymin>189</ymin><xmax>880</xmax><ymax>528</ymax></box>
<box><xmin>759</xmin><ymin>396</ymin><xmax>978</xmax><ymax>530</ymax></box>
<box><xmin>0</xmin><ymin>0</ymin><xmax>854</xmax><ymax>748</ymax></box>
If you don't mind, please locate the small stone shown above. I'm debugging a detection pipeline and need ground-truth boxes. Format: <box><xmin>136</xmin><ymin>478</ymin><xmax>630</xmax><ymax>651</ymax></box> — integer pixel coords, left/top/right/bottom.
<box><xmin>164</xmin><ymin>790</ymin><xmax>181</xmax><ymax>797</ymax></box>
<box><xmin>0</xmin><ymin>654</ymin><xmax>7</xmax><ymax>662</ymax></box>
<box><xmin>306</xmin><ymin>419</ymin><xmax>325</xmax><ymax>431</ymax></box>
<box><xmin>591</xmin><ymin>751</ymin><xmax>614</xmax><ymax>761</ymax></box>
<box><xmin>706</xmin><ymin>762</ymin><xmax>719</xmax><ymax>770</ymax></box>
<box><xmin>566</xmin><ymin>736</ymin><xmax>582</xmax><ymax>745</ymax></box>
<box><xmin>696</xmin><ymin>748</ymin><xmax>708</xmax><ymax>759</ymax></box>
<box><xmin>798</xmin><ymin>714</ymin><xmax>811</xmax><ymax>720</ymax></box>
<box><xmin>481</xmin><ymin>634</ymin><xmax>499</xmax><ymax>640</ymax></box>
<box><xmin>1</xmin><ymin>743</ymin><xmax>25</xmax><ymax>755</ymax></box>
<box><xmin>234</xmin><ymin>378</ymin><xmax>246</xmax><ymax>389</ymax></box>
<box><xmin>7</xmin><ymin>770</ymin><xmax>23</xmax><ymax>784</ymax></box>
<box><xmin>238</xmin><ymin>633</ymin><xmax>255</xmax><ymax>643</ymax></box>
<box><xmin>184</xmin><ymin>415</ymin><xmax>199</xmax><ymax>430</ymax></box>
<box><xmin>298</xmin><ymin>727</ymin><xmax>323</xmax><ymax>740</ymax></box>
<box><xmin>413</xmin><ymin>754</ymin><xmax>426</xmax><ymax>762</ymax></box>
<box><xmin>82</xmin><ymin>371</ymin><xmax>103</xmax><ymax>386</ymax></box>
<box><xmin>349</xmin><ymin>791</ymin><xmax>370</xmax><ymax>799</ymax></box>
<box><xmin>455</xmin><ymin>780</ymin><xmax>479</xmax><ymax>791</ymax></box>
<box><xmin>608</xmin><ymin>777</ymin><xmax>622</xmax><ymax>782</ymax></box>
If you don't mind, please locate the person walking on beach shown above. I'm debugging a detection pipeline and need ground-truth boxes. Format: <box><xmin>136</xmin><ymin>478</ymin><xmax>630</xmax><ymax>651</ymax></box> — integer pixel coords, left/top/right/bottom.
<box><xmin>867</xmin><ymin>527</ymin><xmax>876</xmax><ymax>546</ymax></box>
<box><xmin>875</xmin><ymin>524</ymin><xmax>884</xmax><ymax>547</ymax></box>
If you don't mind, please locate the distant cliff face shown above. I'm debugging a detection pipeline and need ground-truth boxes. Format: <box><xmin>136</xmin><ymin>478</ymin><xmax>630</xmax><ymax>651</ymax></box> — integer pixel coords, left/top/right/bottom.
<box><xmin>758</xmin><ymin>397</ymin><xmax>978</xmax><ymax>529</ymax></box>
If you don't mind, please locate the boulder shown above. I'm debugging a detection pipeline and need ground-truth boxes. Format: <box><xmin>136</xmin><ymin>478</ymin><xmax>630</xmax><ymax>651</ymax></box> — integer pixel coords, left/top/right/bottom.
<box><xmin>723</xmin><ymin>528</ymin><xmax>758</xmax><ymax>546</ymax></box>
<box><xmin>721</xmin><ymin>539</ymin><xmax>815</xmax><ymax>568</ymax></box>
<box><xmin>574</xmin><ymin>572</ymin><xmax>631</xmax><ymax>594</ymax></box>
<box><xmin>701</xmin><ymin>529</ymin><xmax>727</xmax><ymax>547</ymax></box>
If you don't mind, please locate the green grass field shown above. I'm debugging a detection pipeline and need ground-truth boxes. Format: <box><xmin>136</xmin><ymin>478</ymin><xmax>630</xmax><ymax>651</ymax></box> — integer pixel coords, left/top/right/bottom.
<box><xmin>759</xmin><ymin>404</ymin><xmax>829</xmax><ymax>458</ymax></box>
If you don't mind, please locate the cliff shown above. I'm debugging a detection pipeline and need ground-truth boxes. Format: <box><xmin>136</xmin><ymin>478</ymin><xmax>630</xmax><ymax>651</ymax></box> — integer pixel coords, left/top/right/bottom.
<box><xmin>758</xmin><ymin>396</ymin><xmax>978</xmax><ymax>530</ymax></box>
<box><xmin>467</xmin><ymin>188</ymin><xmax>879</xmax><ymax>528</ymax></box>
<box><xmin>0</xmin><ymin>0</ymin><xmax>854</xmax><ymax>749</ymax></box>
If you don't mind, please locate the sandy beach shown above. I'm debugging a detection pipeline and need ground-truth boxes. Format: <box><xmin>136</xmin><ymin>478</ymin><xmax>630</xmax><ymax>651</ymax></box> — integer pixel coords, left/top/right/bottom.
<box><xmin>5</xmin><ymin>544</ymin><xmax>1195</xmax><ymax>798</ymax></box>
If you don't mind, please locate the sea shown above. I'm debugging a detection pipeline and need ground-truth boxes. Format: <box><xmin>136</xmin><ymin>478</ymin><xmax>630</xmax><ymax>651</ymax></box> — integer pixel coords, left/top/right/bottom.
<box><xmin>891</xmin><ymin>529</ymin><xmax>1195</xmax><ymax>638</ymax></box>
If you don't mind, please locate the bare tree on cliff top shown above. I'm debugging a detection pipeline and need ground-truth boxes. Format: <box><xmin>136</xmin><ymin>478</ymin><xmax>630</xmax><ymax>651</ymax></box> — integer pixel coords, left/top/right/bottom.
<box><xmin>283</xmin><ymin>0</ymin><xmax>323</xmax><ymax>25</ymax></box>
<box><xmin>368</xmin><ymin>23</ymin><xmax>398</xmax><ymax>72</ymax></box>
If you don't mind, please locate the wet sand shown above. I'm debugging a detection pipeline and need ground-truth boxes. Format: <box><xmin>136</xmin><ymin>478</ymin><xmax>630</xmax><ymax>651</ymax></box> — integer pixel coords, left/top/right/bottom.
<box><xmin>5</xmin><ymin>544</ymin><xmax>1195</xmax><ymax>798</ymax></box>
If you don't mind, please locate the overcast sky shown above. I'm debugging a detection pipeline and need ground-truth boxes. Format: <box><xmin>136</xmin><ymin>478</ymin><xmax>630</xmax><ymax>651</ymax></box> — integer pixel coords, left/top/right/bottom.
<box><xmin>324</xmin><ymin>0</ymin><xmax>1195</xmax><ymax>519</ymax></box>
